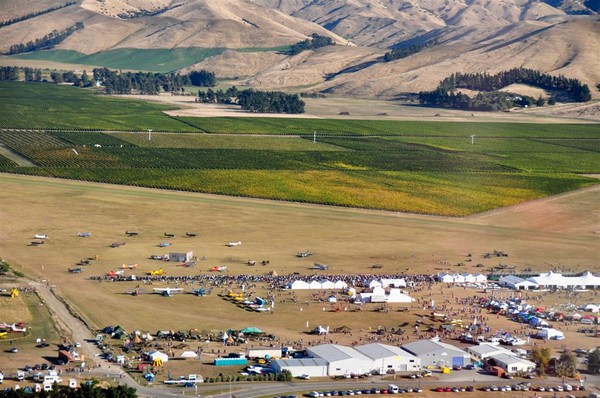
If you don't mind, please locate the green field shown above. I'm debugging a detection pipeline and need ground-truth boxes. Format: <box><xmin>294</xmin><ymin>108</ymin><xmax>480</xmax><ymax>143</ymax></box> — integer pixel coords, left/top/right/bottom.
<box><xmin>0</xmin><ymin>81</ymin><xmax>599</xmax><ymax>216</ymax></box>
<box><xmin>10</xmin><ymin>46</ymin><xmax>288</xmax><ymax>72</ymax></box>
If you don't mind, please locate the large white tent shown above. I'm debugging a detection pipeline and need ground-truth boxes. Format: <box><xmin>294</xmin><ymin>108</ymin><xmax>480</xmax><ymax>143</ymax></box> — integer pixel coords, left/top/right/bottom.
<box><xmin>528</xmin><ymin>271</ymin><xmax>600</xmax><ymax>290</ymax></box>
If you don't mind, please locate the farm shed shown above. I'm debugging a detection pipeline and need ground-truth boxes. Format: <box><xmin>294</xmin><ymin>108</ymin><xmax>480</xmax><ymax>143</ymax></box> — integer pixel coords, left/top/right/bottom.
<box><xmin>401</xmin><ymin>339</ymin><xmax>471</xmax><ymax>368</ymax></box>
<box><xmin>169</xmin><ymin>251</ymin><xmax>193</xmax><ymax>262</ymax></box>
<box><xmin>354</xmin><ymin>343</ymin><xmax>420</xmax><ymax>373</ymax></box>
<box><xmin>271</xmin><ymin>358</ymin><xmax>328</xmax><ymax>377</ymax></box>
<box><xmin>467</xmin><ymin>343</ymin><xmax>512</xmax><ymax>361</ymax></box>
<box><xmin>307</xmin><ymin>344</ymin><xmax>373</xmax><ymax>376</ymax></box>
<box><xmin>489</xmin><ymin>353</ymin><xmax>536</xmax><ymax>374</ymax></box>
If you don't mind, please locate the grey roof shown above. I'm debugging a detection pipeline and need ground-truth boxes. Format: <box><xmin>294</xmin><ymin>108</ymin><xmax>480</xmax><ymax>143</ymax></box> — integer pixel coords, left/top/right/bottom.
<box><xmin>490</xmin><ymin>353</ymin><xmax>536</xmax><ymax>367</ymax></box>
<box><xmin>499</xmin><ymin>275</ymin><xmax>525</xmax><ymax>284</ymax></box>
<box><xmin>354</xmin><ymin>343</ymin><xmax>417</xmax><ymax>360</ymax></box>
<box><xmin>273</xmin><ymin>358</ymin><xmax>328</xmax><ymax>367</ymax></box>
<box><xmin>307</xmin><ymin>344</ymin><xmax>371</xmax><ymax>362</ymax></box>
<box><xmin>467</xmin><ymin>343</ymin><xmax>511</xmax><ymax>356</ymax></box>
<box><xmin>401</xmin><ymin>339</ymin><xmax>468</xmax><ymax>357</ymax></box>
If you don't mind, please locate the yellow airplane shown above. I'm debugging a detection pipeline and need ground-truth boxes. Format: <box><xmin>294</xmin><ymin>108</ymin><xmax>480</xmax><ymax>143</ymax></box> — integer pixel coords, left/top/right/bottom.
<box><xmin>148</xmin><ymin>268</ymin><xmax>164</xmax><ymax>276</ymax></box>
<box><xmin>0</xmin><ymin>331</ymin><xmax>8</xmax><ymax>338</ymax></box>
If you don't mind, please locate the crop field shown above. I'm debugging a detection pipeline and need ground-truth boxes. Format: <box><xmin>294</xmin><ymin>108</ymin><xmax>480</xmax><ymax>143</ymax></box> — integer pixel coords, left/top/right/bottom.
<box><xmin>10</xmin><ymin>46</ymin><xmax>288</xmax><ymax>72</ymax></box>
<box><xmin>0</xmin><ymin>81</ymin><xmax>599</xmax><ymax>215</ymax></box>
<box><xmin>0</xmin><ymin>82</ymin><xmax>196</xmax><ymax>131</ymax></box>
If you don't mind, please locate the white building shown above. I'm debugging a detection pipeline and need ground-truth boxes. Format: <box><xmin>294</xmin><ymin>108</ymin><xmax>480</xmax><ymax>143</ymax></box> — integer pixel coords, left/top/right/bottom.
<box><xmin>169</xmin><ymin>251</ymin><xmax>193</xmax><ymax>262</ymax></box>
<box><xmin>499</xmin><ymin>275</ymin><xmax>539</xmax><ymax>290</ymax></box>
<box><xmin>528</xmin><ymin>271</ymin><xmax>600</xmax><ymax>290</ymax></box>
<box><xmin>401</xmin><ymin>339</ymin><xmax>471</xmax><ymax>368</ymax></box>
<box><xmin>467</xmin><ymin>343</ymin><xmax>513</xmax><ymax>361</ymax></box>
<box><xmin>307</xmin><ymin>344</ymin><xmax>373</xmax><ymax>376</ymax></box>
<box><xmin>354</xmin><ymin>343</ymin><xmax>420</xmax><ymax>373</ymax></box>
<box><xmin>490</xmin><ymin>353</ymin><xmax>536</xmax><ymax>374</ymax></box>
<box><xmin>271</xmin><ymin>358</ymin><xmax>328</xmax><ymax>377</ymax></box>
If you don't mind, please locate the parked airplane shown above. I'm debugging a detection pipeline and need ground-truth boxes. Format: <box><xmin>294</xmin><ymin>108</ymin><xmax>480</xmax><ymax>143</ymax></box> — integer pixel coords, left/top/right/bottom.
<box><xmin>192</xmin><ymin>287</ymin><xmax>210</xmax><ymax>296</ymax></box>
<box><xmin>30</xmin><ymin>241</ymin><xmax>45</xmax><ymax>246</ymax></box>
<box><xmin>185</xmin><ymin>232</ymin><xmax>197</xmax><ymax>237</ymax></box>
<box><xmin>226</xmin><ymin>241</ymin><xmax>241</xmax><ymax>247</ymax></box>
<box><xmin>164</xmin><ymin>232</ymin><xmax>175</xmax><ymax>238</ymax></box>
<box><xmin>68</xmin><ymin>268</ymin><xmax>83</xmax><ymax>274</ymax></box>
<box><xmin>0</xmin><ymin>331</ymin><xmax>7</xmax><ymax>338</ymax></box>
<box><xmin>127</xmin><ymin>288</ymin><xmax>145</xmax><ymax>296</ymax></box>
<box><xmin>110</xmin><ymin>242</ymin><xmax>126</xmax><ymax>248</ymax></box>
<box><xmin>121</xmin><ymin>263</ymin><xmax>139</xmax><ymax>269</ymax></box>
<box><xmin>107</xmin><ymin>270</ymin><xmax>124</xmax><ymax>277</ymax></box>
<box><xmin>125</xmin><ymin>230</ymin><xmax>139</xmax><ymax>236</ymax></box>
<box><xmin>310</xmin><ymin>263</ymin><xmax>329</xmax><ymax>270</ymax></box>
<box><xmin>297</xmin><ymin>251</ymin><xmax>315</xmax><ymax>258</ymax></box>
<box><xmin>158</xmin><ymin>242</ymin><xmax>172</xmax><ymax>247</ymax></box>
<box><xmin>210</xmin><ymin>266</ymin><xmax>227</xmax><ymax>272</ymax></box>
<box><xmin>152</xmin><ymin>287</ymin><xmax>183</xmax><ymax>297</ymax></box>
<box><xmin>34</xmin><ymin>234</ymin><xmax>48</xmax><ymax>239</ymax></box>
<box><xmin>77</xmin><ymin>232</ymin><xmax>92</xmax><ymax>237</ymax></box>
<box><xmin>148</xmin><ymin>268</ymin><xmax>164</xmax><ymax>276</ymax></box>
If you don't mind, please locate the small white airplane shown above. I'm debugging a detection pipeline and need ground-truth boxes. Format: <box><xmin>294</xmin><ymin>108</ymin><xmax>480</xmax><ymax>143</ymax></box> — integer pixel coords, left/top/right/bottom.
<box><xmin>77</xmin><ymin>232</ymin><xmax>92</xmax><ymax>237</ymax></box>
<box><xmin>34</xmin><ymin>234</ymin><xmax>48</xmax><ymax>239</ymax></box>
<box><xmin>152</xmin><ymin>287</ymin><xmax>184</xmax><ymax>297</ymax></box>
<box><xmin>226</xmin><ymin>241</ymin><xmax>242</xmax><ymax>247</ymax></box>
<box><xmin>121</xmin><ymin>263</ymin><xmax>139</xmax><ymax>269</ymax></box>
<box><xmin>210</xmin><ymin>266</ymin><xmax>227</xmax><ymax>272</ymax></box>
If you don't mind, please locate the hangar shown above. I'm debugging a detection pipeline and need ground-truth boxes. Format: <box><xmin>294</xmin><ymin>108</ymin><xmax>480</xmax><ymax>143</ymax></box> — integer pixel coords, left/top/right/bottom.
<box><xmin>401</xmin><ymin>339</ymin><xmax>471</xmax><ymax>368</ymax></box>
<box><xmin>354</xmin><ymin>343</ymin><xmax>420</xmax><ymax>373</ymax></box>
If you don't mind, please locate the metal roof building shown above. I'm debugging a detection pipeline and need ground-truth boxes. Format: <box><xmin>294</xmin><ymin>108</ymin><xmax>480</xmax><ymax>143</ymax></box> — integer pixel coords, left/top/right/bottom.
<box><xmin>401</xmin><ymin>339</ymin><xmax>471</xmax><ymax>368</ymax></box>
<box><xmin>467</xmin><ymin>343</ymin><xmax>512</xmax><ymax>361</ymax></box>
<box><xmin>354</xmin><ymin>343</ymin><xmax>420</xmax><ymax>373</ymax></box>
<box><xmin>270</xmin><ymin>358</ymin><xmax>328</xmax><ymax>377</ymax></box>
<box><xmin>489</xmin><ymin>353</ymin><xmax>536</xmax><ymax>374</ymax></box>
<box><xmin>307</xmin><ymin>344</ymin><xmax>373</xmax><ymax>376</ymax></box>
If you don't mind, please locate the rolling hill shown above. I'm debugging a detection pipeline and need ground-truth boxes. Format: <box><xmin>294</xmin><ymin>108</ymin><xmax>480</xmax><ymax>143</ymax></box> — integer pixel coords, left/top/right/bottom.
<box><xmin>0</xmin><ymin>0</ymin><xmax>598</xmax><ymax>99</ymax></box>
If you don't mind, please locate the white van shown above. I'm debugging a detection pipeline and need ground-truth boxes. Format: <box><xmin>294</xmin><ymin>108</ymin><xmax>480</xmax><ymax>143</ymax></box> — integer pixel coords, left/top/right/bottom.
<box><xmin>388</xmin><ymin>384</ymin><xmax>399</xmax><ymax>394</ymax></box>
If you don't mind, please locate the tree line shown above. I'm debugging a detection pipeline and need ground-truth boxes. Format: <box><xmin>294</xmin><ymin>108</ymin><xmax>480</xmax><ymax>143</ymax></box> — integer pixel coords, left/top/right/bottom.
<box><xmin>92</xmin><ymin>68</ymin><xmax>215</xmax><ymax>94</ymax></box>
<box><xmin>0</xmin><ymin>384</ymin><xmax>137</xmax><ymax>398</ymax></box>
<box><xmin>0</xmin><ymin>2</ymin><xmax>76</xmax><ymax>29</ymax></box>
<box><xmin>383</xmin><ymin>39</ymin><xmax>437</xmax><ymax>62</ymax></box>
<box><xmin>198</xmin><ymin>87</ymin><xmax>305</xmax><ymax>114</ymax></box>
<box><xmin>288</xmin><ymin>33</ymin><xmax>335</xmax><ymax>55</ymax></box>
<box><xmin>0</xmin><ymin>66</ymin><xmax>43</xmax><ymax>82</ymax></box>
<box><xmin>418</xmin><ymin>68</ymin><xmax>591</xmax><ymax>111</ymax></box>
<box><xmin>6</xmin><ymin>22</ymin><xmax>84</xmax><ymax>55</ymax></box>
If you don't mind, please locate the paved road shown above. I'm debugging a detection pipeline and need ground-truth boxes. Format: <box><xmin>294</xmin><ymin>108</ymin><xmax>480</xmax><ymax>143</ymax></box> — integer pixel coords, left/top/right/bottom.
<box><xmin>26</xmin><ymin>279</ymin><xmax>600</xmax><ymax>398</ymax></box>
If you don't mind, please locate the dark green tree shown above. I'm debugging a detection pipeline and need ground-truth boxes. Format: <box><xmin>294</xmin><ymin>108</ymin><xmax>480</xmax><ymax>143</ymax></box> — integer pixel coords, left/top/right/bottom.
<box><xmin>588</xmin><ymin>347</ymin><xmax>600</xmax><ymax>374</ymax></box>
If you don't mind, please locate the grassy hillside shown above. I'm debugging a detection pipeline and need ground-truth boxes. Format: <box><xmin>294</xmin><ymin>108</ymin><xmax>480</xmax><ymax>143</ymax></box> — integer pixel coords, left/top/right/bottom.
<box><xmin>10</xmin><ymin>47</ymin><xmax>288</xmax><ymax>72</ymax></box>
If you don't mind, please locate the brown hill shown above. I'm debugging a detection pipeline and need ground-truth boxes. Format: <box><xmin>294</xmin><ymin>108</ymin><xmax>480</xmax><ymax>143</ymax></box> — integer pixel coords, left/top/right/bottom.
<box><xmin>0</xmin><ymin>0</ymin><xmax>597</xmax><ymax>99</ymax></box>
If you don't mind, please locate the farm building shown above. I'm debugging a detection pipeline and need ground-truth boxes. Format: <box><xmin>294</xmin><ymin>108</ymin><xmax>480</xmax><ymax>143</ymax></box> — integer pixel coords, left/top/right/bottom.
<box><xmin>354</xmin><ymin>343</ymin><xmax>420</xmax><ymax>373</ymax></box>
<box><xmin>307</xmin><ymin>344</ymin><xmax>373</xmax><ymax>376</ymax></box>
<box><xmin>489</xmin><ymin>353</ymin><xmax>536</xmax><ymax>374</ymax></box>
<box><xmin>499</xmin><ymin>275</ymin><xmax>539</xmax><ymax>290</ymax></box>
<box><xmin>401</xmin><ymin>339</ymin><xmax>471</xmax><ymax>368</ymax></box>
<box><xmin>467</xmin><ymin>343</ymin><xmax>513</xmax><ymax>361</ymax></box>
<box><xmin>271</xmin><ymin>358</ymin><xmax>328</xmax><ymax>377</ymax></box>
<box><xmin>169</xmin><ymin>251</ymin><xmax>193</xmax><ymax>262</ymax></box>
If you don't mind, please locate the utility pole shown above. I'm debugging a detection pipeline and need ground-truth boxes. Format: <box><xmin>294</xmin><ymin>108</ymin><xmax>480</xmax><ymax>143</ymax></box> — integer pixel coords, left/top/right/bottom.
<box><xmin>470</xmin><ymin>134</ymin><xmax>476</xmax><ymax>145</ymax></box>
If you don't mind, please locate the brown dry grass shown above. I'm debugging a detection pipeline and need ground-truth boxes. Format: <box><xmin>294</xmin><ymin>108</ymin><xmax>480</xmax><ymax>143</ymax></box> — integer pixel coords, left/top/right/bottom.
<box><xmin>0</xmin><ymin>173</ymin><xmax>599</xmax><ymax>381</ymax></box>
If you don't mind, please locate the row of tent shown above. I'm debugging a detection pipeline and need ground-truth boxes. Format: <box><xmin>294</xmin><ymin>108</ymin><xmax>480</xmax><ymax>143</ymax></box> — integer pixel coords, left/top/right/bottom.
<box><xmin>286</xmin><ymin>280</ymin><xmax>349</xmax><ymax>290</ymax></box>
<box><xmin>437</xmin><ymin>273</ymin><xmax>488</xmax><ymax>283</ymax></box>
<box><xmin>500</xmin><ymin>271</ymin><xmax>600</xmax><ymax>290</ymax></box>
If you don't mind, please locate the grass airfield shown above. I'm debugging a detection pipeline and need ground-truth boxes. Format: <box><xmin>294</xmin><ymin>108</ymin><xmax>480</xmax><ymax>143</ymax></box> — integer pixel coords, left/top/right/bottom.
<box><xmin>1</xmin><ymin>173</ymin><xmax>598</xmax><ymax>334</ymax></box>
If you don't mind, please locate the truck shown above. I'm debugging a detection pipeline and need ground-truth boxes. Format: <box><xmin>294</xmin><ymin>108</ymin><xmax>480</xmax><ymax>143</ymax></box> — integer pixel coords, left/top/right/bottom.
<box><xmin>246</xmin><ymin>347</ymin><xmax>281</xmax><ymax>359</ymax></box>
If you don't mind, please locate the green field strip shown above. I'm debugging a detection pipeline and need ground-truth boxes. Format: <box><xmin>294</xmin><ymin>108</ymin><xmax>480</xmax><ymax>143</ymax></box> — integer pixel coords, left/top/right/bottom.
<box><xmin>10</xmin><ymin>46</ymin><xmax>287</xmax><ymax>72</ymax></box>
